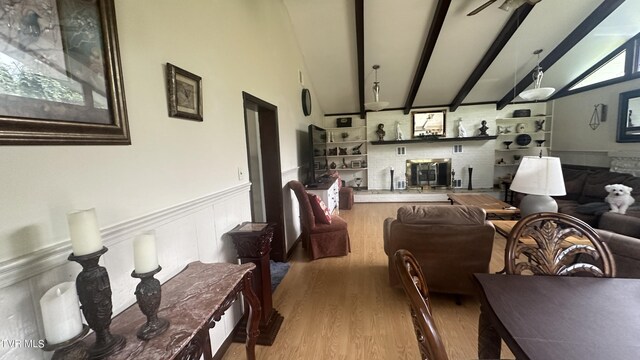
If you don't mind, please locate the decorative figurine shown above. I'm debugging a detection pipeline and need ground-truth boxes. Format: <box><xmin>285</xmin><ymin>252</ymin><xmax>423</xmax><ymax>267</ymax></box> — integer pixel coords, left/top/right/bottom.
<box><xmin>498</xmin><ymin>125</ymin><xmax>512</xmax><ymax>134</ymax></box>
<box><xmin>339</xmin><ymin>147</ymin><xmax>347</xmax><ymax>155</ymax></box>
<box><xmin>395</xmin><ymin>121</ymin><xmax>404</xmax><ymax>141</ymax></box>
<box><xmin>352</xmin><ymin>143</ymin><xmax>363</xmax><ymax>155</ymax></box>
<box><xmin>535</xmin><ymin>119</ymin><xmax>545</xmax><ymax>132</ymax></box>
<box><xmin>376</xmin><ymin>124</ymin><xmax>385</xmax><ymax>141</ymax></box>
<box><xmin>342</xmin><ymin>158</ymin><xmax>348</xmax><ymax>169</ymax></box>
<box><xmin>457</xmin><ymin>119</ymin><xmax>467</xmax><ymax>138</ymax></box>
<box><xmin>478</xmin><ymin>120</ymin><xmax>489</xmax><ymax>136</ymax></box>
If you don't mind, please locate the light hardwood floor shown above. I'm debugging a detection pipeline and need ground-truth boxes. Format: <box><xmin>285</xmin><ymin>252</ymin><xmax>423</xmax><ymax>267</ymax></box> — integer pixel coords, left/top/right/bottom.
<box><xmin>222</xmin><ymin>202</ymin><xmax>514</xmax><ymax>360</ymax></box>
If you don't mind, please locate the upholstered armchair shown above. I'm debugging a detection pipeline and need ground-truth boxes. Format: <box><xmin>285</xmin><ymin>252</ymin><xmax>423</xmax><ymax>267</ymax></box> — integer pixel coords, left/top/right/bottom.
<box><xmin>384</xmin><ymin>205</ymin><xmax>495</xmax><ymax>295</ymax></box>
<box><xmin>287</xmin><ymin>180</ymin><xmax>351</xmax><ymax>260</ymax></box>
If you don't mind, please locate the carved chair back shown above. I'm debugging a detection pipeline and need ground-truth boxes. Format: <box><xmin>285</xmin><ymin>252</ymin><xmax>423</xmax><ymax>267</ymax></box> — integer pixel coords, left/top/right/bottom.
<box><xmin>505</xmin><ymin>212</ymin><xmax>616</xmax><ymax>277</ymax></box>
<box><xmin>394</xmin><ymin>249</ymin><xmax>449</xmax><ymax>360</ymax></box>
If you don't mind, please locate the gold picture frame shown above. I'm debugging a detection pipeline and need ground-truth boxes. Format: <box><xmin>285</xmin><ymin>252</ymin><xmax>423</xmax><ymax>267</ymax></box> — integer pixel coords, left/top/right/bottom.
<box><xmin>0</xmin><ymin>0</ymin><xmax>130</xmax><ymax>145</ymax></box>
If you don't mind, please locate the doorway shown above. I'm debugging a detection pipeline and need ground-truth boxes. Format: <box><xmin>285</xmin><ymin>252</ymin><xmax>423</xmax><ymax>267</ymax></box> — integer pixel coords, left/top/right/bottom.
<box><xmin>243</xmin><ymin>92</ymin><xmax>286</xmax><ymax>262</ymax></box>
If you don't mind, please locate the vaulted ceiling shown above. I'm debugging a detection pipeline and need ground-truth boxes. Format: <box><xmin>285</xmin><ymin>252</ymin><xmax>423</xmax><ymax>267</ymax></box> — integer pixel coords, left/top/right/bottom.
<box><xmin>283</xmin><ymin>0</ymin><xmax>640</xmax><ymax>117</ymax></box>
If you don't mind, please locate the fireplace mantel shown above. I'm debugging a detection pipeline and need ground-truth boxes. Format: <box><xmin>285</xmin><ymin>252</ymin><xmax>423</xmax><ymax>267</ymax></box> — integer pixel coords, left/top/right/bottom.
<box><xmin>370</xmin><ymin>135</ymin><xmax>497</xmax><ymax>145</ymax></box>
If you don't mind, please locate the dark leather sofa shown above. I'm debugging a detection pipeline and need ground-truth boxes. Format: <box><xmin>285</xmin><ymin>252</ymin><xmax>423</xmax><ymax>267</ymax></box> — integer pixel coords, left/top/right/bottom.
<box><xmin>540</xmin><ymin>165</ymin><xmax>640</xmax><ymax>278</ymax></box>
<box><xmin>552</xmin><ymin>165</ymin><xmax>640</xmax><ymax>233</ymax></box>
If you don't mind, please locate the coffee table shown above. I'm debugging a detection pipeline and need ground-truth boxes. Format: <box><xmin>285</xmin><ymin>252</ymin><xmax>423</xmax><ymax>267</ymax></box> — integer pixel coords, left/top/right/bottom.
<box><xmin>447</xmin><ymin>193</ymin><xmax>519</xmax><ymax>219</ymax></box>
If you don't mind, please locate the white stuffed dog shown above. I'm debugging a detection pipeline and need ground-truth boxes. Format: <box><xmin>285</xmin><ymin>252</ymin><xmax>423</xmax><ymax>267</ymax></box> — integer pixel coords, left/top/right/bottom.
<box><xmin>604</xmin><ymin>184</ymin><xmax>635</xmax><ymax>215</ymax></box>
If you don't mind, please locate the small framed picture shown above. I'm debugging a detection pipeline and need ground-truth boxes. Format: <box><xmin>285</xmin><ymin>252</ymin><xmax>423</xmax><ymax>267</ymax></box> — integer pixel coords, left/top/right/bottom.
<box><xmin>166</xmin><ymin>63</ymin><xmax>203</xmax><ymax>121</ymax></box>
<box><xmin>351</xmin><ymin>160</ymin><xmax>362</xmax><ymax>169</ymax></box>
<box><xmin>314</xmin><ymin>162</ymin><xmax>320</xmax><ymax>170</ymax></box>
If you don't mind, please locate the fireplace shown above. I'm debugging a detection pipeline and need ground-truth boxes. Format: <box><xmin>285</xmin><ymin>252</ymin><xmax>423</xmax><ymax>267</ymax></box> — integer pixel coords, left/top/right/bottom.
<box><xmin>405</xmin><ymin>158</ymin><xmax>451</xmax><ymax>189</ymax></box>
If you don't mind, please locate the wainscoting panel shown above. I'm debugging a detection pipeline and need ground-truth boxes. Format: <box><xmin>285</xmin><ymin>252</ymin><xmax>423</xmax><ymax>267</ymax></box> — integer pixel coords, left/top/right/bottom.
<box><xmin>0</xmin><ymin>184</ymin><xmax>252</xmax><ymax>360</ymax></box>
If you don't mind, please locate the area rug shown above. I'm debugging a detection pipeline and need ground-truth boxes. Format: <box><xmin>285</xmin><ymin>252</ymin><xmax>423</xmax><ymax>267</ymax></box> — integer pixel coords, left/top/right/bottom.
<box><xmin>270</xmin><ymin>260</ymin><xmax>290</xmax><ymax>292</ymax></box>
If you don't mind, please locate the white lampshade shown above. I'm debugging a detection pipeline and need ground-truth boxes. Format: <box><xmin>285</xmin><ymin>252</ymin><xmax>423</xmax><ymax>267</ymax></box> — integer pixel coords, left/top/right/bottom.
<box><xmin>519</xmin><ymin>87</ymin><xmax>555</xmax><ymax>101</ymax></box>
<box><xmin>365</xmin><ymin>101</ymin><xmax>389</xmax><ymax>111</ymax></box>
<box><xmin>510</xmin><ymin>156</ymin><xmax>566</xmax><ymax>196</ymax></box>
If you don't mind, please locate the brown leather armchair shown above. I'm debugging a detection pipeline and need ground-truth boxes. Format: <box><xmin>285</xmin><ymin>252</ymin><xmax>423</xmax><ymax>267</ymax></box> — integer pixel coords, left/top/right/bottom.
<box><xmin>384</xmin><ymin>205</ymin><xmax>495</xmax><ymax>295</ymax></box>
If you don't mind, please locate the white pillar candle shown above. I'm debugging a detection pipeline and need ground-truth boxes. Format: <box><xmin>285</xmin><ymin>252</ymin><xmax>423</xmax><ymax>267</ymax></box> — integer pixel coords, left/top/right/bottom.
<box><xmin>67</xmin><ymin>208</ymin><xmax>103</xmax><ymax>256</ymax></box>
<box><xmin>40</xmin><ymin>282</ymin><xmax>83</xmax><ymax>345</ymax></box>
<box><xmin>133</xmin><ymin>232</ymin><xmax>159</xmax><ymax>274</ymax></box>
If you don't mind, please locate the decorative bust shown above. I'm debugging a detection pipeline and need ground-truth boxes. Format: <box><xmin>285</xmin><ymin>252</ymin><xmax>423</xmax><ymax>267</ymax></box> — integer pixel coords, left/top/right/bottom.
<box><xmin>376</xmin><ymin>123</ymin><xmax>386</xmax><ymax>141</ymax></box>
<box><xmin>478</xmin><ymin>120</ymin><xmax>489</xmax><ymax>136</ymax></box>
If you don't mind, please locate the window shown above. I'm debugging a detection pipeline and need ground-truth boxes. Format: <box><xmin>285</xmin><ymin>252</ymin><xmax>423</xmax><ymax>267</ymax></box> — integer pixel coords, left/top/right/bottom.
<box><xmin>570</xmin><ymin>50</ymin><xmax>626</xmax><ymax>91</ymax></box>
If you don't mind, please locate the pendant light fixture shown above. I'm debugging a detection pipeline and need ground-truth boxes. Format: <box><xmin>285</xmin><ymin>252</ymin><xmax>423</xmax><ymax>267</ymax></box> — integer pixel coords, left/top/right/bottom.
<box><xmin>365</xmin><ymin>65</ymin><xmax>389</xmax><ymax>111</ymax></box>
<box><xmin>519</xmin><ymin>49</ymin><xmax>555</xmax><ymax>101</ymax></box>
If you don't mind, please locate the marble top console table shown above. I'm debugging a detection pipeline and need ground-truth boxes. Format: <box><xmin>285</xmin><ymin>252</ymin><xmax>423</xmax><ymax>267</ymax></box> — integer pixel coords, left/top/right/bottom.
<box><xmin>86</xmin><ymin>261</ymin><xmax>260</xmax><ymax>360</ymax></box>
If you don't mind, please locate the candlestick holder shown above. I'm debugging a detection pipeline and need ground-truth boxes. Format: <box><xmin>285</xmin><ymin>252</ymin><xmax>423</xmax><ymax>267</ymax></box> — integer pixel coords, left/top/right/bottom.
<box><xmin>43</xmin><ymin>325</ymin><xmax>90</xmax><ymax>360</ymax></box>
<box><xmin>68</xmin><ymin>247</ymin><xmax>125</xmax><ymax>359</ymax></box>
<box><xmin>450</xmin><ymin>169</ymin><xmax>456</xmax><ymax>190</ymax></box>
<box><xmin>468</xmin><ymin>167</ymin><xmax>473</xmax><ymax>190</ymax></box>
<box><xmin>131</xmin><ymin>266</ymin><xmax>169</xmax><ymax>340</ymax></box>
<box><xmin>390</xmin><ymin>169</ymin><xmax>395</xmax><ymax>192</ymax></box>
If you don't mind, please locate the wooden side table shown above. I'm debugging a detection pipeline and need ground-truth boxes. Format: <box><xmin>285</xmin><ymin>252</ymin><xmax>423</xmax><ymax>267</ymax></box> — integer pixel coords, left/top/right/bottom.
<box><xmin>229</xmin><ymin>222</ymin><xmax>284</xmax><ymax>345</ymax></box>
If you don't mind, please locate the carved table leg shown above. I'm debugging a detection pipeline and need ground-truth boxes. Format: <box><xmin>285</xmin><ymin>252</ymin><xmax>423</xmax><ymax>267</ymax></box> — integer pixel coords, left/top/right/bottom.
<box><xmin>478</xmin><ymin>303</ymin><xmax>502</xmax><ymax>360</ymax></box>
<box><xmin>242</xmin><ymin>272</ymin><xmax>261</xmax><ymax>360</ymax></box>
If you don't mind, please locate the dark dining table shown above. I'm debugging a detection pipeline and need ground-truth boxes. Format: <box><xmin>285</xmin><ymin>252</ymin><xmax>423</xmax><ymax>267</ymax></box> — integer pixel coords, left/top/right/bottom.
<box><xmin>474</xmin><ymin>273</ymin><xmax>640</xmax><ymax>360</ymax></box>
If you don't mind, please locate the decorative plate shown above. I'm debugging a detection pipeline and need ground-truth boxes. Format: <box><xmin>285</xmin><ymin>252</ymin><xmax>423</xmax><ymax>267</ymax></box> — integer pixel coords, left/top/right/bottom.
<box><xmin>516</xmin><ymin>134</ymin><xmax>532</xmax><ymax>146</ymax></box>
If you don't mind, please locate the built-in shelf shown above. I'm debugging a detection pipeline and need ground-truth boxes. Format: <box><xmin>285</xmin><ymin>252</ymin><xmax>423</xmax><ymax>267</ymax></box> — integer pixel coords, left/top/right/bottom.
<box><xmin>497</xmin><ymin>131</ymin><xmax>550</xmax><ymax>136</ymax></box>
<box><xmin>495</xmin><ymin>146</ymin><xmax>549</xmax><ymax>152</ymax></box>
<box><xmin>331</xmin><ymin>168</ymin><xmax>367</xmax><ymax>171</ymax></box>
<box><xmin>370</xmin><ymin>135</ymin><xmax>497</xmax><ymax>145</ymax></box>
<box><xmin>315</xmin><ymin>155</ymin><xmax>367</xmax><ymax>159</ymax></box>
<box><xmin>496</xmin><ymin>115</ymin><xmax>552</xmax><ymax>120</ymax></box>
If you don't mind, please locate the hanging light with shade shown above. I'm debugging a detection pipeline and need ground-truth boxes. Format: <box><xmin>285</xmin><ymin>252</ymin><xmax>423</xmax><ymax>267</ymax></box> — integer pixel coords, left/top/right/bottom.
<box><xmin>365</xmin><ymin>65</ymin><xmax>390</xmax><ymax>111</ymax></box>
<box><xmin>519</xmin><ymin>49</ymin><xmax>555</xmax><ymax>101</ymax></box>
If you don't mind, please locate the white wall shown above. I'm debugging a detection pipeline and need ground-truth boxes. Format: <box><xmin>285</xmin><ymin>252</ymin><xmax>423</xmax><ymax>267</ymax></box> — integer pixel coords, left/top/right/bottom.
<box><xmin>0</xmin><ymin>0</ymin><xmax>319</xmax><ymax>358</ymax></box>
<box><xmin>551</xmin><ymin>78</ymin><xmax>640</xmax><ymax>167</ymax></box>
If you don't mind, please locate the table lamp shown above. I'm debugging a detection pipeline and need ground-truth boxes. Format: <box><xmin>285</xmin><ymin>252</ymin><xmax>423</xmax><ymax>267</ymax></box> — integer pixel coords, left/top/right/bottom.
<box><xmin>509</xmin><ymin>156</ymin><xmax>566</xmax><ymax>217</ymax></box>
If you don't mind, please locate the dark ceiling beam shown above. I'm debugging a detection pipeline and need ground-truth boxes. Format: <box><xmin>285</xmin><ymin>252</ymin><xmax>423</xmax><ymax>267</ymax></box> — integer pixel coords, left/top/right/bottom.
<box><xmin>496</xmin><ymin>0</ymin><xmax>626</xmax><ymax>110</ymax></box>
<box><xmin>355</xmin><ymin>0</ymin><xmax>365</xmax><ymax>119</ymax></box>
<box><xmin>402</xmin><ymin>0</ymin><xmax>452</xmax><ymax>115</ymax></box>
<box><xmin>449</xmin><ymin>4</ymin><xmax>534</xmax><ymax>112</ymax></box>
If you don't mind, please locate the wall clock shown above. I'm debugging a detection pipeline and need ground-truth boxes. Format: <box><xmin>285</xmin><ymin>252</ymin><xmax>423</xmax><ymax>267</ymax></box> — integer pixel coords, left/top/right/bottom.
<box><xmin>301</xmin><ymin>88</ymin><xmax>312</xmax><ymax>116</ymax></box>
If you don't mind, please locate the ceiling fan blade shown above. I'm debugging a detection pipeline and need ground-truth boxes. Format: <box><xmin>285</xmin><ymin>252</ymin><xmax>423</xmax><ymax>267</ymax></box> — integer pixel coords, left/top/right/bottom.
<box><xmin>467</xmin><ymin>0</ymin><xmax>498</xmax><ymax>16</ymax></box>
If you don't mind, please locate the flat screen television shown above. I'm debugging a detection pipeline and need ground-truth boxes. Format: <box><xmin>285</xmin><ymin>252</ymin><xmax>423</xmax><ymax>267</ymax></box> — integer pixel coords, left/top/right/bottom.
<box><xmin>307</xmin><ymin>124</ymin><xmax>326</xmax><ymax>183</ymax></box>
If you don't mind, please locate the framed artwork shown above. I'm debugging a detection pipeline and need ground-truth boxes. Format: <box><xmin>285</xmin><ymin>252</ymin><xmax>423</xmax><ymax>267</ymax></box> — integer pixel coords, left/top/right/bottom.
<box><xmin>0</xmin><ymin>0</ymin><xmax>130</xmax><ymax>145</ymax></box>
<box><xmin>351</xmin><ymin>160</ymin><xmax>362</xmax><ymax>169</ymax></box>
<box><xmin>166</xmin><ymin>63</ymin><xmax>203</xmax><ymax>121</ymax></box>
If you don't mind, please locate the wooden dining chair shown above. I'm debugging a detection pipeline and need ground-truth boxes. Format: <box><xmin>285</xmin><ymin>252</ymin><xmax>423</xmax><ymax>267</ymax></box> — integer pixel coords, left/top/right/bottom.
<box><xmin>394</xmin><ymin>249</ymin><xmax>449</xmax><ymax>360</ymax></box>
<box><xmin>505</xmin><ymin>212</ymin><xmax>616</xmax><ymax>277</ymax></box>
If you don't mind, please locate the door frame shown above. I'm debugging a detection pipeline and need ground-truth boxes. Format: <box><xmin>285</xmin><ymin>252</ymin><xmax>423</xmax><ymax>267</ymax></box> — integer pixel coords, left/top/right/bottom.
<box><xmin>242</xmin><ymin>92</ymin><xmax>286</xmax><ymax>262</ymax></box>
